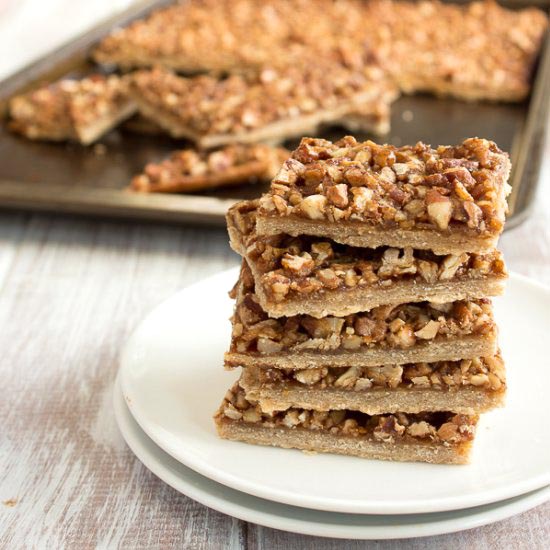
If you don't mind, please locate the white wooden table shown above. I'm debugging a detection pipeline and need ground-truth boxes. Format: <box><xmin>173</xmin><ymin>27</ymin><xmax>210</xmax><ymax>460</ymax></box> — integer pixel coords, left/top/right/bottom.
<box><xmin>1</xmin><ymin>4</ymin><xmax>549</xmax><ymax>548</ymax></box>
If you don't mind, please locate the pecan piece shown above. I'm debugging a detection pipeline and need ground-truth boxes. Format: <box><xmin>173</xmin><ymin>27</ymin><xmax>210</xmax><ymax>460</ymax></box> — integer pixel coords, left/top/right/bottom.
<box><xmin>317</xmin><ymin>268</ymin><xmax>342</xmax><ymax>289</ymax></box>
<box><xmin>299</xmin><ymin>194</ymin><xmax>327</xmax><ymax>220</ymax></box>
<box><xmin>281</xmin><ymin>252</ymin><xmax>314</xmax><ymax>276</ymax></box>
<box><xmin>426</xmin><ymin>189</ymin><xmax>452</xmax><ymax>230</ymax></box>
<box><xmin>326</xmin><ymin>183</ymin><xmax>349</xmax><ymax>208</ymax></box>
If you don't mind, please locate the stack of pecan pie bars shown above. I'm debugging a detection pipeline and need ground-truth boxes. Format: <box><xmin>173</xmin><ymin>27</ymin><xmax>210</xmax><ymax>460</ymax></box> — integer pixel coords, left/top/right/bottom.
<box><xmin>214</xmin><ymin>135</ymin><xmax>510</xmax><ymax>465</ymax></box>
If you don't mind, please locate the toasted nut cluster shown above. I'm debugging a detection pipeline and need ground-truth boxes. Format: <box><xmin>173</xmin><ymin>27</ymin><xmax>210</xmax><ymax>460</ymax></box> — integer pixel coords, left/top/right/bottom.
<box><xmin>255</xmin><ymin>353</ymin><xmax>506</xmax><ymax>392</ymax></box>
<box><xmin>230</xmin><ymin>263</ymin><xmax>496</xmax><ymax>355</ymax></box>
<box><xmin>9</xmin><ymin>75</ymin><xmax>130</xmax><ymax>141</ymax></box>
<box><xmin>259</xmin><ymin>136</ymin><xmax>511</xmax><ymax>236</ymax></box>
<box><xmin>131</xmin><ymin>144</ymin><xmax>289</xmax><ymax>192</ymax></box>
<box><xmin>217</xmin><ymin>384</ymin><xmax>477</xmax><ymax>444</ymax></box>
<box><xmin>130</xmin><ymin>63</ymin><xmax>392</xmax><ymax>137</ymax></box>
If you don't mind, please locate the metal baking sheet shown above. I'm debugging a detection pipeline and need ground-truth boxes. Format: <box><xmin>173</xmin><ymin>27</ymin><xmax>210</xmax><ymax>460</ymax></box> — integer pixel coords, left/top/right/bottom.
<box><xmin>0</xmin><ymin>0</ymin><xmax>548</xmax><ymax>228</ymax></box>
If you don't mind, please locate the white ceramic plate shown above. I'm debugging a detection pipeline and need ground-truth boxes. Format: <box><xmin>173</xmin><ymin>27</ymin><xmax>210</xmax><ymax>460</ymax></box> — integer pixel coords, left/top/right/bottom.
<box><xmin>119</xmin><ymin>268</ymin><xmax>550</xmax><ymax>515</ymax></box>
<box><xmin>114</xmin><ymin>376</ymin><xmax>550</xmax><ymax>540</ymax></box>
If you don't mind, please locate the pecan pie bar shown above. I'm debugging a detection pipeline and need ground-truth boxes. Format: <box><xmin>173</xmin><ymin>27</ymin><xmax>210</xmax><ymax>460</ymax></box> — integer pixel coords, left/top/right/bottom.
<box><xmin>9</xmin><ymin>75</ymin><xmax>136</xmax><ymax>145</ymax></box>
<box><xmin>372</xmin><ymin>0</ymin><xmax>549</xmax><ymax>102</ymax></box>
<box><xmin>239</xmin><ymin>353</ymin><xmax>506</xmax><ymax>415</ymax></box>
<box><xmin>92</xmin><ymin>0</ymin><xmax>375</xmax><ymax>74</ymax></box>
<box><xmin>225</xmin><ymin>262</ymin><xmax>498</xmax><ymax>369</ymax></box>
<box><xmin>256</xmin><ymin>136</ymin><xmax>511</xmax><ymax>255</ymax></box>
<box><xmin>131</xmin><ymin>144</ymin><xmax>289</xmax><ymax>193</ymax></box>
<box><xmin>93</xmin><ymin>0</ymin><xmax>547</xmax><ymax>103</ymax></box>
<box><xmin>228</xmin><ymin>200</ymin><xmax>507</xmax><ymax>318</ymax></box>
<box><xmin>128</xmin><ymin>66</ymin><xmax>396</xmax><ymax>147</ymax></box>
<box><xmin>92</xmin><ymin>0</ymin><xmax>299</xmax><ymax>73</ymax></box>
<box><xmin>215</xmin><ymin>383</ymin><xmax>478</xmax><ymax>464</ymax></box>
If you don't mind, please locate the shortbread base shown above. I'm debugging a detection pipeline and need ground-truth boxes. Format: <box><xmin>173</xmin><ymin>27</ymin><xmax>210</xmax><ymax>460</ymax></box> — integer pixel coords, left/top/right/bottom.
<box><xmin>215</xmin><ymin>419</ymin><xmax>473</xmax><ymax>465</ymax></box>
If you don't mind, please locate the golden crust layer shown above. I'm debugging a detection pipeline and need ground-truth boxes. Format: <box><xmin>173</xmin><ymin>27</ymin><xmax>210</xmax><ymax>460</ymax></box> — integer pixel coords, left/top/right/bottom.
<box><xmin>216</xmin><ymin>420</ymin><xmax>474</xmax><ymax>464</ymax></box>
<box><xmin>257</xmin><ymin>136</ymin><xmax>511</xmax><ymax>254</ymax></box>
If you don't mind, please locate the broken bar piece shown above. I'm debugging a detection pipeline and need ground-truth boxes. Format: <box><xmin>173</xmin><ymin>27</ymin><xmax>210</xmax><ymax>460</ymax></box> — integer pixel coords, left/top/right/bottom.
<box><xmin>9</xmin><ymin>75</ymin><xmax>136</xmax><ymax>145</ymax></box>
<box><xmin>128</xmin><ymin>66</ymin><xmax>396</xmax><ymax>147</ymax></box>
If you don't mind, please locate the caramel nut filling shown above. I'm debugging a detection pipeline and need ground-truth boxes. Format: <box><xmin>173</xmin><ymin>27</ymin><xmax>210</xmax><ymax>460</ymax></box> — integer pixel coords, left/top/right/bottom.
<box><xmin>252</xmin><ymin>353</ymin><xmax>506</xmax><ymax>392</ymax></box>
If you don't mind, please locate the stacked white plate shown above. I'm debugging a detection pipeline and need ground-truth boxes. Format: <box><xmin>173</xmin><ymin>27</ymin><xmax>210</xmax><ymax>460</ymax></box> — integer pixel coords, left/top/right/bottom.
<box><xmin>115</xmin><ymin>268</ymin><xmax>550</xmax><ymax>540</ymax></box>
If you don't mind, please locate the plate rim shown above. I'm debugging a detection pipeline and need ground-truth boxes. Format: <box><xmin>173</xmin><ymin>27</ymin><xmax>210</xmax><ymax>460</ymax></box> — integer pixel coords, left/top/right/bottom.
<box><xmin>119</xmin><ymin>268</ymin><xmax>550</xmax><ymax>515</ymax></box>
<box><xmin>113</xmin><ymin>375</ymin><xmax>550</xmax><ymax>540</ymax></box>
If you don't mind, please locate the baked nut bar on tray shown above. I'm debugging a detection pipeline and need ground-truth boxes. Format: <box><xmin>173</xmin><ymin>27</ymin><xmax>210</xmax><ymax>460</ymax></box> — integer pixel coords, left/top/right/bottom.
<box><xmin>374</xmin><ymin>0</ymin><xmax>549</xmax><ymax>103</ymax></box>
<box><xmin>8</xmin><ymin>75</ymin><xmax>136</xmax><ymax>145</ymax></box>
<box><xmin>227</xmin><ymin>200</ymin><xmax>507</xmax><ymax>318</ymax></box>
<box><xmin>92</xmin><ymin>0</ymin><xmax>548</xmax><ymax>103</ymax></box>
<box><xmin>92</xmin><ymin>0</ymin><xmax>302</xmax><ymax>73</ymax></box>
<box><xmin>131</xmin><ymin>144</ymin><xmax>289</xmax><ymax>193</ymax></box>
<box><xmin>256</xmin><ymin>136</ymin><xmax>511</xmax><ymax>254</ymax></box>
<box><xmin>91</xmin><ymin>0</ymin><xmax>377</xmax><ymax>75</ymax></box>
<box><xmin>128</xmin><ymin>65</ymin><xmax>396</xmax><ymax>147</ymax></box>
<box><xmin>215</xmin><ymin>383</ymin><xmax>478</xmax><ymax>464</ymax></box>
<box><xmin>225</xmin><ymin>262</ymin><xmax>498</xmax><ymax>369</ymax></box>
<box><xmin>239</xmin><ymin>353</ymin><xmax>506</xmax><ymax>416</ymax></box>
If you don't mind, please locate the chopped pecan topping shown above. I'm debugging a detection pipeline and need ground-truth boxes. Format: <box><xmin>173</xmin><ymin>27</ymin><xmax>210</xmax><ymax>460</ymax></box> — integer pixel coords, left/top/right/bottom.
<box><xmin>253</xmin><ymin>353</ymin><xmax>506</xmax><ymax>392</ymax></box>
<box><xmin>94</xmin><ymin>0</ymin><xmax>547</xmax><ymax>103</ymax></box>
<box><xmin>217</xmin><ymin>384</ymin><xmax>477</xmax><ymax>444</ymax></box>
<box><xmin>229</xmin><ymin>262</ymin><xmax>496</xmax><ymax>355</ymax></box>
<box><xmin>259</xmin><ymin>136</ymin><xmax>511</xmax><ymax>236</ymax></box>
